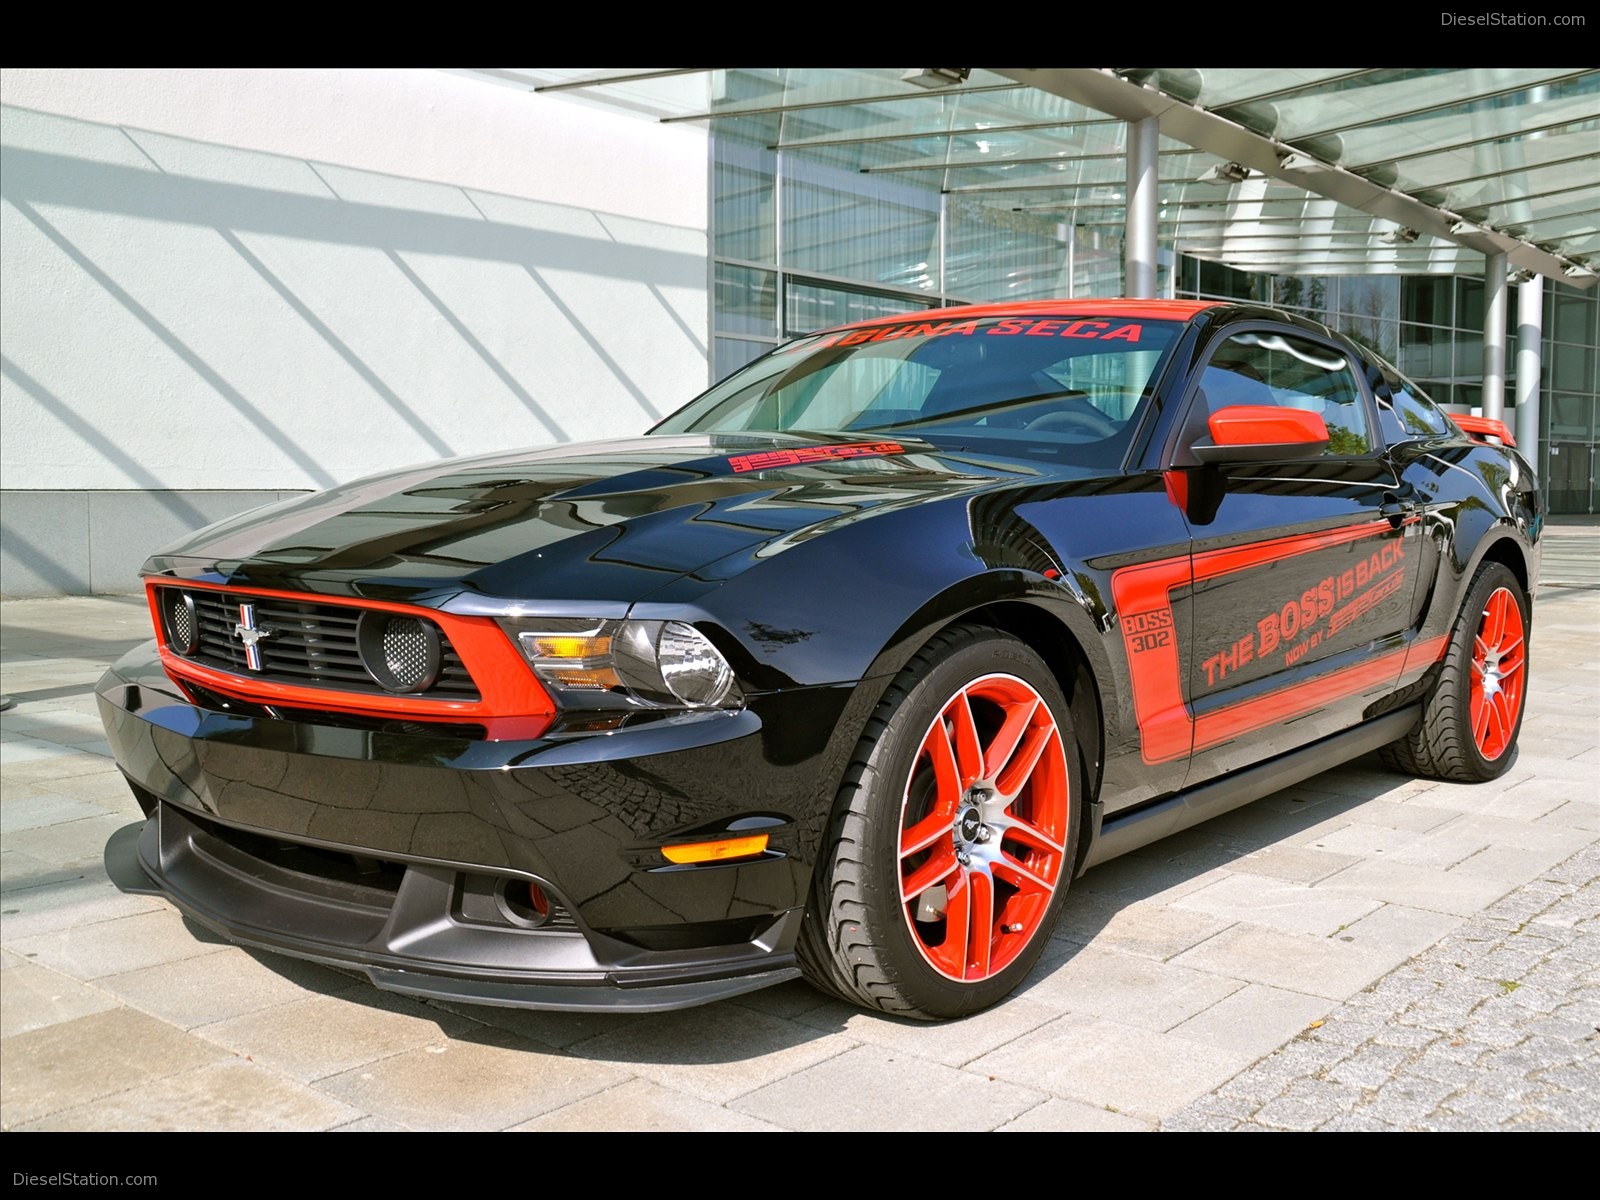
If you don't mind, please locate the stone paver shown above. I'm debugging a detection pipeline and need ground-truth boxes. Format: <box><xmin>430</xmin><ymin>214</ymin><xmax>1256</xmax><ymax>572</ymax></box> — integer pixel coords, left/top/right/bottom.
<box><xmin>732</xmin><ymin>1043</ymin><xmax>1046</xmax><ymax>1132</ymax></box>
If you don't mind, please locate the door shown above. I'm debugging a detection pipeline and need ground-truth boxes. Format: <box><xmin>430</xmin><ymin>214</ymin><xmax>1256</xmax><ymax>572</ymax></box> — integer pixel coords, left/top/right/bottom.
<box><xmin>1177</xmin><ymin>327</ymin><xmax>1423</xmax><ymax>784</ymax></box>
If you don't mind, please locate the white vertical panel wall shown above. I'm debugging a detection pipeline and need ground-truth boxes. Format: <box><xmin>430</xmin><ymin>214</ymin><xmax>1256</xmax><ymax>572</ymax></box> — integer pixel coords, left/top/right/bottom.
<box><xmin>0</xmin><ymin>68</ymin><xmax>710</xmax><ymax>594</ymax></box>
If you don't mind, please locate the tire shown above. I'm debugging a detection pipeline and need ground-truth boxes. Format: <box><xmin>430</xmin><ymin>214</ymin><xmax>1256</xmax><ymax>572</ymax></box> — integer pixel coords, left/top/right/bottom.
<box><xmin>798</xmin><ymin>624</ymin><xmax>1081</xmax><ymax>1019</ymax></box>
<box><xmin>1380</xmin><ymin>560</ymin><xmax>1530</xmax><ymax>782</ymax></box>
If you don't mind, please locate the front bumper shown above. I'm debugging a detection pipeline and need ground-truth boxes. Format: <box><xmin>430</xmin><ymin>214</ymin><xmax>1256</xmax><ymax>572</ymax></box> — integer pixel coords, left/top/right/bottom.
<box><xmin>97</xmin><ymin>641</ymin><xmax>870</xmax><ymax>1011</ymax></box>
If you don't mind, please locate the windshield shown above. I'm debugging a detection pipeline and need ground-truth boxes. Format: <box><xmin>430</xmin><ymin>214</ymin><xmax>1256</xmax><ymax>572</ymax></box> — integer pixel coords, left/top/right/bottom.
<box><xmin>654</xmin><ymin>313</ymin><xmax>1183</xmax><ymax>467</ymax></box>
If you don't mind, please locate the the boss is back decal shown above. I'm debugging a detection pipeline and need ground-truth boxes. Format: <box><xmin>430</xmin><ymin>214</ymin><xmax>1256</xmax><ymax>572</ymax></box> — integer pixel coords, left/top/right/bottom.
<box><xmin>1196</xmin><ymin>536</ymin><xmax>1409</xmax><ymax>688</ymax></box>
<box><xmin>1112</xmin><ymin>519</ymin><xmax>1441</xmax><ymax>764</ymax></box>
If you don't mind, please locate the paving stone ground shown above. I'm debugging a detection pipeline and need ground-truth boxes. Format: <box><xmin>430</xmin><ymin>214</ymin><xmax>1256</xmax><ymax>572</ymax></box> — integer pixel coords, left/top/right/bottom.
<box><xmin>2</xmin><ymin>522</ymin><xmax>1596</xmax><ymax>1132</ymax></box>
<box><xmin>1163</xmin><ymin>841</ymin><xmax>1599</xmax><ymax>1130</ymax></box>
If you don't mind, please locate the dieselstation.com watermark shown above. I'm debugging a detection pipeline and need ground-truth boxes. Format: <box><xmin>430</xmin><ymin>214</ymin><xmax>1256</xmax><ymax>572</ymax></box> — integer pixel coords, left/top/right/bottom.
<box><xmin>1441</xmin><ymin>10</ymin><xmax>1586</xmax><ymax>22</ymax></box>
<box><xmin>14</xmin><ymin>1176</ymin><xmax>158</xmax><ymax>1188</ymax></box>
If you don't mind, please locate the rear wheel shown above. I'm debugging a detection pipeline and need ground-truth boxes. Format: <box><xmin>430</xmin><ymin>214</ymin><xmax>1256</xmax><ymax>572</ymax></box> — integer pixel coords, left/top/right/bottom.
<box><xmin>799</xmin><ymin>625</ymin><xmax>1080</xmax><ymax>1019</ymax></box>
<box><xmin>1381</xmin><ymin>560</ymin><xmax>1529</xmax><ymax>782</ymax></box>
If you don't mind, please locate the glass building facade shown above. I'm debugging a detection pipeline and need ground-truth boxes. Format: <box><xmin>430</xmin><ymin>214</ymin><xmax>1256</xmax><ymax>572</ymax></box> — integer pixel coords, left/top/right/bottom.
<box><xmin>710</xmin><ymin>122</ymin><xmax>1600</xmax><ymax>513</ymax></box>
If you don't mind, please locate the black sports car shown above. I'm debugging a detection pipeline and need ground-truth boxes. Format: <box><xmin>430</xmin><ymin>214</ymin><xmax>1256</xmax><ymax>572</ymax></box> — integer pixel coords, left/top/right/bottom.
<box><xmin>97</xmin><ymin>299</ymin><xmax>1541</xmax><ymax>1020</ymax></box>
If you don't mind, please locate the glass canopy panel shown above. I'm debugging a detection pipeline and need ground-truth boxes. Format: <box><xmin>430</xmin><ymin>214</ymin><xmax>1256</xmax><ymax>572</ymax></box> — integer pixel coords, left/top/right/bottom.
<box><xmin>945</xmin><ymin>197</ymin><xmax>1074</xmax><ymax>301</ymax></box>
<box><xmin>686</xmin><ymin>68</ymin><xmax>1030</xmax><ymax>122</ymax></box>
<box><xmin>781</xmin><ymin>156</ymin><xmax>940</xmax><ymax>287</ymax></box>
<box><xmin>1330</xmin><ymin>87</ymin><xmax>1600</xmax><ymax>175</ymax></box>
<box><xmin>713</xmin><ymin>120</ymin><xmax>778</xmax><ymax>262</ymax></box>
<box><xmin>1382</xmin><ymin>133</ymin><xmax>1600</xmax><ymax>219</ymax></box>
<box><xmin>1558</xmin><ymin>232</ymin><xmax>1600</xmax><ymax>258</ymax></box>
<box><xmin>783</xmin><ymin>281</ymin><xmax>931</xmax><ymax>336</ymax></box>
<box><xmin>773</xmin><ymin>83</ymin><xmax>1101</xmax><ymax>140</ymax></box>
<box><xmin>1201</xmin><ymin>68</ymin><xmax>1587</xmax><ymax>143</ymax></box>
<box><xmin>1451</xmin><ymin>158</ymin><xmax>1600</xmax><ymax>215</ymax></box>
<box><xmin>1125</xmin><ymin>68</ymin><xmax>1377</xmax><ymax>110</ymax></box>
<box><xmin>876</xmin><ymin>140</ymin><xmax>1211</xmax><ymax>180</ymax></box>
<box><xmin>503</xmin><ymin>69</ymin><xmax>722</xmax><ymax>119</ymax></box>
<box><xmin>776</xmin><ymin>113</ymin><xmax>1122</xmax><ymax>152</ymax></box>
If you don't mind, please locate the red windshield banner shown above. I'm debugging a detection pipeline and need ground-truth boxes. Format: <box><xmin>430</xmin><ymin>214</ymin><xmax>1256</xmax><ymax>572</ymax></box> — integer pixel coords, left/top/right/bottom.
<box><xmin>783</xmin><ymin>318</ymin><xmax>1146</xmax><ymax>353</ymax></box>
<box><xmin>728</xmin><ymin>442</ymin><xmax>905</xmax><ymax>473</ymax></box>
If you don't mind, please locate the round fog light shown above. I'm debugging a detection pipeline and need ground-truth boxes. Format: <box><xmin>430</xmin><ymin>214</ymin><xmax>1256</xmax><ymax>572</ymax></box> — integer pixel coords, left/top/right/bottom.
<box><xmin>163</xmin><ymin>590</ymin><xmax>199</xmax><ymax>656</ymax></box>
<box><xmin>357</xmin><ymin>612</ymin><xmax>442</xmax><ymax>693</ymax></box>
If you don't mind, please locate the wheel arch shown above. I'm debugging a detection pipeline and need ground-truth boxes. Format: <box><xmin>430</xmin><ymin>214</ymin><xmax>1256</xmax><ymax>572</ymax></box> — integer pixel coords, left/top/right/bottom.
<box><xmin>862</xmin><ymin>579</ymin><xmax>1110</xmax><ymax>880</ymax></box>
<box><xmin>1473</xmin><ymin>528</ymin><xmax>1531</xmax><ymax>597</ymax></box>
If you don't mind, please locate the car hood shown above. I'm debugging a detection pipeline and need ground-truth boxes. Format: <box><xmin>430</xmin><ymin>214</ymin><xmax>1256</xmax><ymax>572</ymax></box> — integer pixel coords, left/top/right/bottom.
<box><xmin>146</xmin><ymin>433</ymin><xmax>1072</xmax><ymax>606</ymax></box>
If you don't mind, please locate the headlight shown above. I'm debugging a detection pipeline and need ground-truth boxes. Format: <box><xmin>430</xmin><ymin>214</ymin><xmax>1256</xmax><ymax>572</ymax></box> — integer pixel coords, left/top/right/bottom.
<box><xmin>498</xmin><ymin>617</ymin><xmax>742</xmax><ymax>711</ymax></box>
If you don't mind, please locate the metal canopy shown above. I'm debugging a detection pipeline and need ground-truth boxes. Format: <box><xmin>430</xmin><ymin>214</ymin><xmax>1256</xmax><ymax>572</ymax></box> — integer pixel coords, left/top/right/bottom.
<box><xmin>474</xmin><ymin>67</ymin><xmax>1600</xmax><ymax>289</ymax></box>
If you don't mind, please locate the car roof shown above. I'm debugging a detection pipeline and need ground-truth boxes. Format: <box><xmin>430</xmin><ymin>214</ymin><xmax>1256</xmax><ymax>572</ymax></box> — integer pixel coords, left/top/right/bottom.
<box><xmin>829</xmin><ymin>298</ymin><xmax>1223</xmax><ymax>333</ymax></box>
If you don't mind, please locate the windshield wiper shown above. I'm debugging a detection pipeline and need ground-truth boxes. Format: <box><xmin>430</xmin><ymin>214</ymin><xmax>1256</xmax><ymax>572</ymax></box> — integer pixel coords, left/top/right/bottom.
<box><xmin>871</xmin><ymin>390</ymin><xmax>1091</xmax><ymax>431</ymax></box>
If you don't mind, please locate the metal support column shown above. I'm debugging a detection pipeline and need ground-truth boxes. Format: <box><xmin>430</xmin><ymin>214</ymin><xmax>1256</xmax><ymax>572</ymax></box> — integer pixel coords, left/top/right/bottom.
<box><xmin>1125</xmin><ymin>116</ymin><xmax>1158</xmax><ymax>298</ymax></box>
<box><xmin>1482</xmin><ymin>251</ymin><xmax>1508</xmax><ymax>421</ymax></box>
<box><xmin>1515</xmin><ymin>275</ymin><xmax>1543</xmax><ymax>458</ymax></box>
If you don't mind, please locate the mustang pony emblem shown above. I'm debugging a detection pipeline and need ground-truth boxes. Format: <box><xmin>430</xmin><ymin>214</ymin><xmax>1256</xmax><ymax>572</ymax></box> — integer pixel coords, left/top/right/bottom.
<box><xmin>232</xmin><ymin>602</ymin><xmax>271</xmax><ymax>670</ymax></box>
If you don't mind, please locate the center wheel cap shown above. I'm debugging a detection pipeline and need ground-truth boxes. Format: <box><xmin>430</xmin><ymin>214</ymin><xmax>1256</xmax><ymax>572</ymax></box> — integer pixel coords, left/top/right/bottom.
<box><xmin>958</xmin><ymin>807</ymin><xmax>983</xmax><ymax>842</ymax></box>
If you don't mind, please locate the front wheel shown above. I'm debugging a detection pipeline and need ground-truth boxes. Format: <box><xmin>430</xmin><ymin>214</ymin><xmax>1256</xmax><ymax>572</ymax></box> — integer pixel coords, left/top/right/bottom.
<box><xmin>1381</xmin><ymin>560</ymin><xmax>1530</xmax><ymax>782</ymax></box>
<box><xmin>799</xmin><ymin>625</ymin><xmax>1081</xmax><ymax>1019</ymax></box>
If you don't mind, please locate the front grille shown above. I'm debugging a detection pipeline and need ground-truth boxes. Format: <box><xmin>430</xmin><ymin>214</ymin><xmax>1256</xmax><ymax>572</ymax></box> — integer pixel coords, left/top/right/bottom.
<box><xmin>165</xmin><ymin>588</ymin><xmax>479</xmax><ymax>699</ymax></box>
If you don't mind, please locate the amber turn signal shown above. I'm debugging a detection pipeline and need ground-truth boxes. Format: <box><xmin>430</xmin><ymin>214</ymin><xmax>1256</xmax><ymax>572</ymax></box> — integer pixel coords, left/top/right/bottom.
<box><xmin>660</xmin><ymin>834</ymin><xmax>769</xmax><ymax>864</ymax></box>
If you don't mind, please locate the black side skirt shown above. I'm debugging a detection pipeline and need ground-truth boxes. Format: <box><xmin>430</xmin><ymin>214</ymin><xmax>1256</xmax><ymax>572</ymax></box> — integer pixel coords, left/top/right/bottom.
<box><xmin>1081</xmin><ymin>706</ymin><xmax>1421</xmax><ymax>872</ymax></box>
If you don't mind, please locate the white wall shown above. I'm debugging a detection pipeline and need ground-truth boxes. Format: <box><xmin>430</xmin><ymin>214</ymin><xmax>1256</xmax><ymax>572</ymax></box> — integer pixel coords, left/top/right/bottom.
<box><xmin>0</xmin><ymin>68</ymin><xmax>711</xmax><ymax>594</ymax></box>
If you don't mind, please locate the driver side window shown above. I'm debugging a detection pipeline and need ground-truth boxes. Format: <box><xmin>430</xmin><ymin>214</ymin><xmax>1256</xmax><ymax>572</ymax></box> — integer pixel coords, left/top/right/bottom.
<box><xmin>1202</xmin><ymin>331</ymin><xmax>1375</xmax><ymax>457</ymax></box>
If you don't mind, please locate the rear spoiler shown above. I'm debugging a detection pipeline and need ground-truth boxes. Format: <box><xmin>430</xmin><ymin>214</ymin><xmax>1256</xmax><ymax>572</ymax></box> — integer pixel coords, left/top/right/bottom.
<box><xmin>1451</xmin><ymin>414</ymin><xmax>1517</xmax><ymax>448</ymax></box>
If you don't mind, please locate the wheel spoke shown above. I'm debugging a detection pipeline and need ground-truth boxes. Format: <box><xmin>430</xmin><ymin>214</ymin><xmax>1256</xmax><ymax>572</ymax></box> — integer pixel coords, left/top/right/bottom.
<box><xmin>1496</xmin><ymin>636</ymin><xmax>1525</xmax><ymax>671</ymax></box>
<box><xmin>981</xmin><ymin>697</ymin><xmax>1037</xmax><ymax>783</ymax></box>
<box><xmin>949</xmin><ymin>691</ymin><xmax>983</xmax><ymax>792</ymax></box>
<box><xmin>1479</xmin><ymin>598</ymin><xmax>1500</xmax><ymax>648</ymax></box>
<box><xmin>918</xmin><ymin>718</ymin><xmax>966</xmax><ymax>825</ymax></box>
<box><xmin>901</xmin><ymin>845</ymin><xmax>959</xmax><ymax>903</ymax></box>
<box><xmin>991</xmin><ymin>848</ymin><xmax>1057</xmax><ymax>896</ymax></box>
<box><xmin>1472</xmin><ymin>636</ymin><xmax>1490</xmax><ymax>672</ymax></box>
<box><xmin>1483</xmin><ymin>589</ymin><xmax>1511</xmax><ymax>646</ymax></box>
<box><xmin>901</xmin><ymin>812</ymin><xmax>951</xmax><ymax>859</ymax></box>
<box><xmin>995</xmin><ymin>722</ymin><xmax>1056</xmax><ymax>800</ymax></box>
<box><xmin>1471</xmin><ymin>687</ymin><xmax>1491</xmax><ymax>745</ymax></box>
<box><xmin>1487</xmin><ymin>689</ymin><xmax>1516</xmax><ymax>754</ymax></box>
<box><xmin>1503</xmin><ymin>667</ymin><xmax>1525</xmax><ymax>699</ymax></box>
<box><xmin>926</xmin><ymin>867</ymin><xmax>972</xmax><ymax>979</ymax></box>
<box><xmin>1499</xmin><ymin>646</ymin><xmax>1526</xmax><ymax>693</ymax></box>
<box><xmin>961</xmin><ymin>870</ymin><xmax>994</xmax><ymax>980</ymax></box>
<box><xmin>993</xmin><ymin>810</ymin><xmax>1065</xmax><ymax>857</ymax></box>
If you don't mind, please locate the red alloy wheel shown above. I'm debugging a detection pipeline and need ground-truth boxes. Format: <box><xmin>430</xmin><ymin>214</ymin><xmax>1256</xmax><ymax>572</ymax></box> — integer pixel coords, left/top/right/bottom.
<box><xmin>898</xmin><ymin>673</ymin><xmax>1070</xmax><ymax>982</ymax></box>
<box><xmin>1471</xmin><ymin>585</ymin><xmax>1527</xmax><ymax>761</ymax></box>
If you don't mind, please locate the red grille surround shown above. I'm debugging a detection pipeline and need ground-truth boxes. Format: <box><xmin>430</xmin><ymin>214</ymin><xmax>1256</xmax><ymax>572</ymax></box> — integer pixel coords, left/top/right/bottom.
<box><xmin>146</xmin><ymin>578</ymin><xmax>554</xmax><ymax>740</ymax></box>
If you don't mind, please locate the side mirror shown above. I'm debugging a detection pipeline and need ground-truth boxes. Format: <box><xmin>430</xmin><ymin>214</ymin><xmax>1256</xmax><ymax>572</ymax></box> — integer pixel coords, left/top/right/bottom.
<box><xmin>1191</xmin><ymin>405</ymin><xmax>1330</xmax><ymax>464</ymax></box>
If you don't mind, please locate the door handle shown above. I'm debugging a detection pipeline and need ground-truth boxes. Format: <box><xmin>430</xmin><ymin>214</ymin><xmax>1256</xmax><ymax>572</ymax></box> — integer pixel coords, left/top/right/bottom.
<box><xmin>1380</xmin><ymin>490</ymin><xmax>1417</xmax><ymax>528</ymax></box>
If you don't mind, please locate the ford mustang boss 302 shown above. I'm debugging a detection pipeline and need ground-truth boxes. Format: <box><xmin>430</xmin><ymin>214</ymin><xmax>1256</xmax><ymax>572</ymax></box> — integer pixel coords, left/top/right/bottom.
<box><xmin>97</xmin><ymin>299</ymin><xmax>1540</xmax><ymax>1019</ymax></box>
